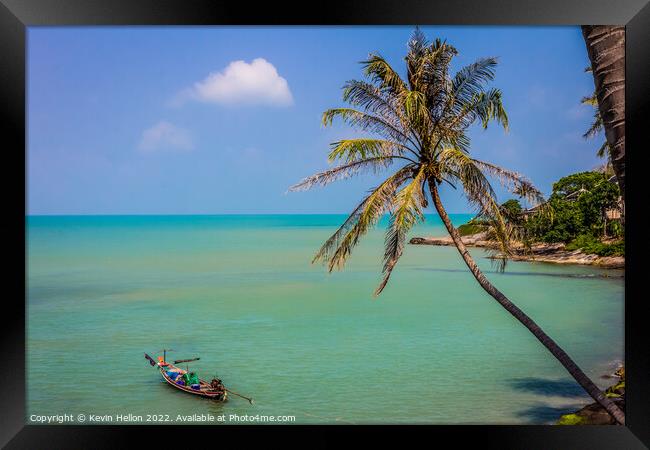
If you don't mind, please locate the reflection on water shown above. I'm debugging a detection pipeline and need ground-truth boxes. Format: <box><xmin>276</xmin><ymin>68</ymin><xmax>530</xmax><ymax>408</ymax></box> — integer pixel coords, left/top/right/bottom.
<box><xmin>412</xmin><ymin>267</ymin><xmax>624</xmax><ymax>279</ymax></box>
<box><xmin>509</xmin><ymin>377</ymin><xmax>587</xmax><ymax>398</ymax></box>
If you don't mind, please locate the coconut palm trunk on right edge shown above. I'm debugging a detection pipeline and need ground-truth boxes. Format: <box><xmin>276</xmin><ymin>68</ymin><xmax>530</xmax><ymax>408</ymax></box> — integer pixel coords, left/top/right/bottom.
<box><xmin>581</xmin><ymin>26</ymin><xmax>625</xmax><ymax>210</ymax></box>
<box><xmin>429</xmin><ymin>181</ymin><xmax>626</xmax><ymax>425</ymax></box>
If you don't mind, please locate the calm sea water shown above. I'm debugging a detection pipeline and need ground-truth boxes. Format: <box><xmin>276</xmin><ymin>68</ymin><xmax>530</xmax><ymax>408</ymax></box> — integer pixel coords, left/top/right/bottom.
<box><xmin>27</xmin><ymin>215</ymin><xmax>624</xmax><ymax>424</ymax></box>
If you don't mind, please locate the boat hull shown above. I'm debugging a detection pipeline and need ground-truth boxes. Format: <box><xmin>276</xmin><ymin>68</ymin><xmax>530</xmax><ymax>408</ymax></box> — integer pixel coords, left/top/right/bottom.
<box><xmin>159</xmin><ymin>365</ymin><xmax>228</xmax><ymax>402</ymax></box>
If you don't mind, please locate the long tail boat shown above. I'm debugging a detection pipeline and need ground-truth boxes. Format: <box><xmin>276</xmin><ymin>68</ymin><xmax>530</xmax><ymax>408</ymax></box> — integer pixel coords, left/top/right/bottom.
<box><xmin>144</xmin><ymin>352</ymin><xmax>228</xmax><ymax>401</ymax></box>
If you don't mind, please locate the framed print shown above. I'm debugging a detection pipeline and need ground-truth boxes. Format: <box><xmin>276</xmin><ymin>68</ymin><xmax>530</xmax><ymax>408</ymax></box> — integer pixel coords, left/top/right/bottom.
<box><xmin>2</xmin><ymin>0</ymin><xmax>649</xmax><ymax>447</ymax></box>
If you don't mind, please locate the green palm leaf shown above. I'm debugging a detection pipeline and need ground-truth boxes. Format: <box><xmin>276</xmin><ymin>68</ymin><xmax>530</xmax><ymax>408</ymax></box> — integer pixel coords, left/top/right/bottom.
<box><xmin>450</xmin><ymin>58</ymin><xmax>498</xmax><ymax>106</ymax></box>
<box><xmin>470</xmin><ymin>158</ymin><xmax>544</xmax><ymax>206</ymax></box>
<box><xmin>322</xmin><ymin>108</ymin><xmax>413</xmax><ymax>146</ymax></box>
<box><xmin>327</xmin><ymin>139</ymin><xmax>411</xmax><ymax>163</ymax></box>
<box><xmin>375</xmin><ymin>166</ymin><xmax>427</xmax><ymax>295</ymax></box>
<box><xmin>289</xmin><ymin>157</ymin><xmax>394</xmax><ymax>192</ymax></box>
<box><xmin>437</xmin><ymin>148</ymin><xmax>511</xmax><ymax>259</ymax></box>
<box><xmin>342</xmin><ymin>80</ymin><xmax>406</xmax><ymax>129</ymax></box>
<box><xmin>362</xmin><ymin>54</ymin><xmax>408</xmax><ymax>95</ymax></box>
<box><xmin>314</xmin><ymin>166</ymin><xmax>416</xmax><ymax>271</ymax></box>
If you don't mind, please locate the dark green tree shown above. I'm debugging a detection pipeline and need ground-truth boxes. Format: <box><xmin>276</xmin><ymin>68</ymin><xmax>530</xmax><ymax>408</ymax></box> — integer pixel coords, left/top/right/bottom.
<box><xmin>526</xmin><ymin>172</ymin><xmax>619</xmax><ymax>243</ymax></box>
<box><xmin>499</xmin><ymin>199</ymin><xmax>523</xmax><ymax>224</ymax></box>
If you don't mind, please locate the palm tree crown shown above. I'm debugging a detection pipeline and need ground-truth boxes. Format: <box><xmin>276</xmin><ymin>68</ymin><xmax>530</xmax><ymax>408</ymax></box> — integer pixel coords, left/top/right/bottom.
<box><xmin>291</xmin><ymin>29</ymin><xmax>544</xmax><ymax>295</ymax></box>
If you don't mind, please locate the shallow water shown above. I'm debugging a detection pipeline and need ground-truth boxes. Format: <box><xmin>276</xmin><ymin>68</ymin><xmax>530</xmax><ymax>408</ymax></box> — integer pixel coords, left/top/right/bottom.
<box><xmin>26</xmin><ymin>215</ymin><xmax>623</xmax><ymax>424</ymax></box>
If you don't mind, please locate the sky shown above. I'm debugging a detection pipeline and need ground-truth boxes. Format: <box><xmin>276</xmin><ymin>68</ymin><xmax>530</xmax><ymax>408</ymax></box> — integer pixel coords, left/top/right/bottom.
<box><xmin>27</xmin><ymin>26</ymin><xmax>605</xmax><ymax>215</ymax></box>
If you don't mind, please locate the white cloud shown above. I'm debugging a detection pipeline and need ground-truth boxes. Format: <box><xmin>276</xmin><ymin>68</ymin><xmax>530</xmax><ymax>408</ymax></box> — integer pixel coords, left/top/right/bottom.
<box><xmin>176</xmin><ymin>58</ymin><xmax>293</xmax><ymax>107</ymax></box>
<box><xmin>138</xmin><ymin>121</ymin><xmax>193</xmax><ymax>152</ymax></box>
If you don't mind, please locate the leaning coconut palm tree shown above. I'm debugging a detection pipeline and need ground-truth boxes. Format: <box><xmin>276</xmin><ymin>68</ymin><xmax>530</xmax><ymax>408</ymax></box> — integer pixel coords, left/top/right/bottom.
<box><xmin>290</xmin><ymin>30</ymin><xmax>625</xmax><ymax>425</ymax></box>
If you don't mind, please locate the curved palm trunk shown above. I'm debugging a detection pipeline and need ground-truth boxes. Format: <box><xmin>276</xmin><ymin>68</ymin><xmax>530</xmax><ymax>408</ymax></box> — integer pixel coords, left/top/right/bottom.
<box><xmin>582</xmin><ymin>26</ymin><xmax>625</xmax><ymax>215</ymax></box>
<box><xmin>428</xmin><ymin>182</ymin><xmax>625</xmax><ymax>425</ymax></box>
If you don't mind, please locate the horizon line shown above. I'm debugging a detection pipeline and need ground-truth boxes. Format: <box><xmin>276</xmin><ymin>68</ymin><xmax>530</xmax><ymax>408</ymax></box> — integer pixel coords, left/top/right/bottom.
<box><xmin>25</xmin><ymin>212</ymin><xmax>475</xmax><ymax>217</ymax></box>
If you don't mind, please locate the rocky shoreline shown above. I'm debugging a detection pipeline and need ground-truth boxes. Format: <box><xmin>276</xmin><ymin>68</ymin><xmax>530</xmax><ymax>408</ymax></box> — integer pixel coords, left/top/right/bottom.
<box><xmin>409</xmin><ymin>233</ymin><xmax>624</xmax><ymax>269</ymax></box>
<box><xmin>557</xmin><ymin>366</ymin><xmax>625</xmax><ymax>425</ymax></box>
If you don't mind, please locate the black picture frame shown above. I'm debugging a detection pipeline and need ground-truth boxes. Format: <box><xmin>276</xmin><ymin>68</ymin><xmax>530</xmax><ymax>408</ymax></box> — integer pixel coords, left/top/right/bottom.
<box><xmin>2</xmin><ymin>0</ymin><xmax>648</xmax><ymax>448</ymax></box>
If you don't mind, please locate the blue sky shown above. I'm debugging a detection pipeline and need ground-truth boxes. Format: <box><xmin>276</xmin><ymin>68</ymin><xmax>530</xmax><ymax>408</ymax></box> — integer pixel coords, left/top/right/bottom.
<box><xmin>27</xmin><ymin>26</ymin><xmax>603</xmax><ymax>215</ymax></box>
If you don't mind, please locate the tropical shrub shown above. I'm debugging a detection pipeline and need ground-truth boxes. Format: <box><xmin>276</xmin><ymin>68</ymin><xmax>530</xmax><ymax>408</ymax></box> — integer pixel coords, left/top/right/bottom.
<box><xmin>565</xmin><ymin>233</ymin><xmax>624</xmax><ymax>256</ymax></box>
<box><xmin>458</xmin><ymin>222</ymin><xmax>485</xmax><ymax>236</ymax></box>
<box><xmin>525</xmin><ymin>171</ymin><xmax>619</xmax><ymax>243</ymax></box>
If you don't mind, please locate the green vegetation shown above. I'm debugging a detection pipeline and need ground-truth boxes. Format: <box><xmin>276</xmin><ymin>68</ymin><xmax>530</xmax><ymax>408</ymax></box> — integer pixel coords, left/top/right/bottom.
<box><xmin>525</xmin><ymin>171</ymin><xmax>623</xmax><ymax>255</ymax></box>
<box><xmin>557</xmin><ymin>365</ymin><xmax>625</xmax><ymax>425</ymax></box>
<box><xmin>526</xmin><ymin>171</ymin><xmax>620</xmax><ymax>242</ymax></box>
<box><xmin>557</xmin><ymin>413</ymin><xmax>588</xmax><ymax>425</ymax></box>
<box><xmin>581</xmin><ymin>68</ymin><xmax>611</xmax><ymax>163</ymax></box>
<box><xmin>500</xmin><ymin>198</ymin><xmax>523</xmax><ymax>224</ymax></box>
<box><xmin>565</xmin><ymin>234</ymin><xmax>624</xmax><ymax>257</ymax></box>
<box><xmin>605</xmin><ymin>380</ymin><xmax>625</xmax><ymax>398</ymax></box>
<box><xmin>458</xmin><ymin>199</ymin><xmax>523</xmax><ymax>237</ymax></box>
<box><xmin>461</xmin><ymin>171</ymin><xmax>624</xmax><ymax>256</ymax></box>
<box><xmin>457</xmin><ymin>219</ymin><xmax>486</xmax><ymax>236</ymax></box>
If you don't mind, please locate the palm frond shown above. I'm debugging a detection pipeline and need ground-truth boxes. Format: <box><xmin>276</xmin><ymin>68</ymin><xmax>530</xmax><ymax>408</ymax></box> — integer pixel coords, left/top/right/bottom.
<box><xmin>342</xmin><ymin>80</ymin><xmax>406</xmax><ymax>129</ymax></box>
<box><xmin>322</xmin><ymin>108</ymin><xmax>412</xmax><ymax>145</ymax></box>
<box><xmin>470</xmin><ymin>158</ymin><xmax>545</xmax><ymax>206</ymax></box>
<box><xmin>407</xmin><ymin>27</ymin><xmax>429</xmax><ymax>57</ymax></box>
<box><xmin>314</xmin><ymin>166</ymin><xmax>416</xmax><ymax>271</ymax></box>
<box><xmin>482</xmin><ymin>219</ymin><xmax>520</xmax><ymax>271</ymax></box>
<box><xmin>437</xmin><ymin>148</ymin><xmax>512</xmax><ymax>262</ymax></box>
<box><xmin>412</xmin><ymin>39</ymin><xmax>456</xmax><ymax>112</ymax></box>
<box><xmin>473</xmin><ymin>89</ymin><xmax>509</xmax><ymax>130</ymax></box>
<box><xmin>361</xmin><ymin>54</ymin><xmax>408</xmax><ymax>95</ymax></box>
<box><xmin>596</xmin><ymin>140</ymin><xmax>610</xmax><ymax>159</ymax></box>
<box><xmin>403</xmin><ymin>89</ymin><xmax>432</xmax><ymax>133</ymax></box>
<box><xmin>289</xmin><ymin>157</ymin><xmax>394</xmax><ymax>192</ymax></box>
<box><xmin>583</xmin><ymin>110</ymin><xmax>604</xmax><ymax>139</ymax></box>
<box><xmin>436</xmin><ymin>130</ymin><xmax>472</xmax><ymax>155</ymax></box>
<box><xmin>327</xmin><ymin>139</ymin><xmax>410</xmax><ymax>163</ymax></box>
<box><xmin>375</xmin><ymin>166</ymin><xmax>427</xmax><ymax>295</ymax></box>
<box><xmin>581</xmin><ymin>90</ymin><xmax>609</xmax><ymax>159</ymax></box>
<box><xmin>450</xmin><ymin>57</ymin><xmax>498</xmax><ymax>110</ymax></box>
<box><xmin>438</xmin><ymin>148</ymin><xmax>497</xmax><ymax>205</ymax></box>
<box><xmin>581</xmin><ymin>92</ymin><xmax>598</xmax><ymax>106</ymax></box>
<box><xmin>446</xmin><ymin>88</ymin><xmax>508</xmax><ymax>135</ymax></box>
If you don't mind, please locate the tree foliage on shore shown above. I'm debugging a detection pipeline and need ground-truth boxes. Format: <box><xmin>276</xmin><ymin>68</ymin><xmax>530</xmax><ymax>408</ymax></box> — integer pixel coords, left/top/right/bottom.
<box><xmin>525</xmin><ymin>171</ymin><xmax>620</xmax><ymax>244</ymax></box>
<box><xmin>464</xmin><ymin>171</ymin><xmax>624</xmax><ymax>255</ymax></box>
<box><xmin>458</xmin><ymin>198</ymin><xmax>524</xmax><ymax>236</ymax></box>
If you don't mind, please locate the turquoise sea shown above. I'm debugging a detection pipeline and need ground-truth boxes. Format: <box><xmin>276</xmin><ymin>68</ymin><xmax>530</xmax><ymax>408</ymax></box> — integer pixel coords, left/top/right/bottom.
<box><xmin>26</xmin><ymin>215</ymin><xmax>624</xmax><ymax>424</ymax></box>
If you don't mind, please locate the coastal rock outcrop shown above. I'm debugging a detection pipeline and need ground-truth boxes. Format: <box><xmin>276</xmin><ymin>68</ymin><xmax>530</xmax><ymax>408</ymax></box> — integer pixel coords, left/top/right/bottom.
<box><xmin>409</xmin><ymin>233</ymin><xmax>624</xmax><ymax>269</ymax></box>
<box><xmin>557</xmin><ymin>367</ymin><xmax>625</xmax><ymax>425</ymax></box>
<box><xmin>557</xmin><ymin>400</ymin><xmax>624</xmax><ymax>425</ymax></box>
